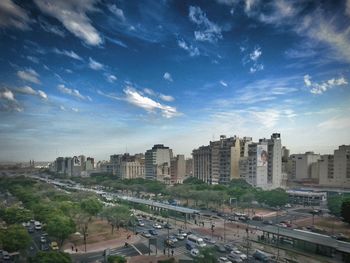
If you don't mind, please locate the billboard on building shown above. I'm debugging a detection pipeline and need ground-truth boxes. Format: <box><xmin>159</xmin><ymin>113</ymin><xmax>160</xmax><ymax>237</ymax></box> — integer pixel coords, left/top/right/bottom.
<box><xmin>257</xmin><ymin>144</ymin><xmax>268</xmax><ymax>167</ymax></box>
<box><xmin>73</xmin><ymin>156</ymin><xmax>81</xmax><ymax>166</ymax></box>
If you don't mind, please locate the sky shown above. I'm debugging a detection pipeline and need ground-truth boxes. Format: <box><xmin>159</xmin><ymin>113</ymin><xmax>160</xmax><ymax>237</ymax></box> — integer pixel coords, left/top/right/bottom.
<box><xmin>0</xmin><ymin>0</ymin><xmax>349</xmax><ymax>162</ymax></box>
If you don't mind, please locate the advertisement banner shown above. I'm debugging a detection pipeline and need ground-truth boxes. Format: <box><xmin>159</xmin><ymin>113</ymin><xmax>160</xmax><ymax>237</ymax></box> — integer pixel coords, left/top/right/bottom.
<box><xmin>257</xmin><ymin>144</ymin><xmax>268</xmax><ymax>167</ymax></box>
<box><xmin>73</xmin><ymin>156</ymin><xmax>81</xmax><ymax>166</ymax></box>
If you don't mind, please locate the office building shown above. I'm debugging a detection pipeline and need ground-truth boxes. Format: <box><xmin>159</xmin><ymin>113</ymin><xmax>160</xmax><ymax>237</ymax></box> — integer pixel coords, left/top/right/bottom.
<box><xmin>185</xmin><ymin>158</ymin><xmax>193</xmax><ymax>177</ymax></box>
<box><xmin>192</xmin><ymin>145</ymin><xmax>211</xmax><ymax>184</ymax></box>
<box><xmin>170</xmin><ymin>155</ymin><xmax>186</xmax><ymax>184</ymax></box>
<box><xmin>145</xmin><ymin>144</ymin><xmax>173</xmax><ymax>181</ymax></box>
<box><xmin>290</xmin><ymin>152</ymin><xmax>321</xmax><ymax>181</ymax></box>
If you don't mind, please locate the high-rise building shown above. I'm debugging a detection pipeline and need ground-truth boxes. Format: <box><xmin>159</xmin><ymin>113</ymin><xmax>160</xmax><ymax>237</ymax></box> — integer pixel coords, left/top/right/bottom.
<box><xmin>290</xmin><ymin>152</ymin><xmax>321</xmax><ymax>181</ymax></box>
<box><xmin>185</xmin><ymin>158</ymin><xmax>193</xmax><ymax>178</ymax></box>
<box><xmin>318</xmin><ymin>145</ymin><xmax>350</xmax><ymax>188</ymax></box>
<box><xmin>56</xmin><ymin>157</ymin><xmax>65</xmax><ymax>173</ymax></box>
<box><xmin>145</xmin><ymin>144</ymin><xmax>173</xmax><ymax>181</ymax></box>
<box><xmin>268</xmin><ymin>133</ymin><xmax>282</xmax><ymax>188</ymax></box>
<box><xmin>192</xmin><ymin>146</ymin><xmax>211</xmax><ymax>184</ymax></box>
<box><xmin>72</xmin><ymin>156</ymin><xmax>82</xmax><ymax>176</ymax></box>
<box><xmin>170</xmin><ymin>155</ymin><xmax>186</xmax><ymax>184</ymax></box>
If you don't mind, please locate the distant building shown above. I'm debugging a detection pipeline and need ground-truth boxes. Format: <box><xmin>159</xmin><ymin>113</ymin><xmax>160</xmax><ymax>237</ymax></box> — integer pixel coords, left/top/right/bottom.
<box><xmin>170</xmin><ymin>155</ymin><xmax>186</xmax><ymax>184</ymax></box>
<box><xmin>185</xmin><ymin>158</ymin><xmax>193</xmax><ymax>177</ymax></box>
<box><xmin>145</xmin><ymin>144</ymin><xmax>173</xmax><ymax>181</ymax></box>
<box><xmin>290</xmin><ymin>152</ymin><xmax>321</xmax><ymax>181</ymax></box>
<box><xmin>192</xmin><ymin>145</ymin><xmax>211</xmax><ymax>184</ymax></box>
<box><xmin>318</xmin><ymin>145</ymin><xmax>350</xmax><ymax>188</ymax></box>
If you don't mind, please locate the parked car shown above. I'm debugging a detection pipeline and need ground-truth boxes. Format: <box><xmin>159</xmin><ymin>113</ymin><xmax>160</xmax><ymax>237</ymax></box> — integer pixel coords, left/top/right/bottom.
<box><xmin>164</xmin><ymin>239</ymin><xmax>175</xmax><ymax>248</ymax></box>
<box><xmin>215</xmin><ymin>243</ymin><xmax>227</xmax><ymax>253</ymax></box>
<box><xmin>141</xmin><ymin>232</ymin><xmax>151</xmax><ymax>238</ymax></box>
<box><xmin>227</xmin><ymin>254</ymin><xmax>242</xmax><ymax>263</ymax></box>
<box><xmin>137</xmin><ymin>221</ymin><xmax>145</xmax><ymax>227</ymax></box>
<box><xmin>169</xmin><ymin>235</ymin><xmax>178</xmax><ymax>243</ymax></box>
<box><xmin>204</xmin><ymin>237</ymin><xmax>216</xmax><ymax>244</ymax></box>
<box><xmin>153</xmin><ymin>223</ymin><xmax>162</xmax><ymax>229</ymax></box>
<box><xmin>149</xmin><ymin>229</ymin><xmax>158</xmax><ymax>236</ymax></box>
<box><xmin>186</xmin><ymin>243</ymin><xmax>195</xmax><ymax>250</ymax></box>
<box><xmin>2</xmin><ymin>251</ymin><xmax>10</xmax><ymax>260</ymax></box>
<box><xmin>218</xmin><ymin>257</ymin><xmax>232</xmax><ymax>263</ymax></box>
<box><xmin>41</xmin><ymin>243</ymin><xmax>49</xmax><ymax>251</ymax></box>
<box><xmin>224</xmin><ymin>243</ymin><xmax>237</xmax><ymax>252</ymax></box>
<box><xmin>28</xmin><ymin>226</ymin><xmax>34</xmax><ymax>233</ymax></box>
<box><xmin>190</xmin><ymin>248</ymin><xmax>200</xmax><ymax>257</ymax></box>
<box><xmin>231</xmin><ymin>249</ymin><xmax>247</xmax><ymax>260</ymax></box>
<box><xmin>176</xmin><ymin>233</ymin><xmax>185</xmax><ymax>240</ymax></box>
<box><xmin>40</xmin><ymin>236</ymin><xmax>47</xmax><ymax>243</ymax></box>
<box><xmin>164</xmin><ymin>223</ymin><xmax>173</xmax><ymax>229</ymax></box>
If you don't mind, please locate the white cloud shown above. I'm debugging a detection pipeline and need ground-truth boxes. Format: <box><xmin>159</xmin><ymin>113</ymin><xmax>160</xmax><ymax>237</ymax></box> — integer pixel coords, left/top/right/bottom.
<box><xmin>17</xmin><ymin>69</ymin><xmax>40</xmax><ymax>84</ymax></box>
<box><xmin>318</xmin><ymin>116</ymin><xmax>350</xmax><ymax>130</ymax></box>
<box><xmin>97</xmin><ymin>89</ymin><xmax>121</xmax><ymax>100</ymax></box>
<box><xmin>250</xmin><ymin>64</ymin><xmax>264</xmax><ymax>73</ymax></box>
<box><xmin>15</xmin><ymin>86</ymin><xmax>48</xmax><ymax>100</ymax></box>
<box><xmin>27</xmin><ymin>56</ymin><xmax>39</xmax><ymax>64</ymax></box>
<box><xmin>249</xmin><ymin>47</ymin><xmax>262</xmax><ymax>61</ymax></box>
<box><xmin>57</xmin><ymin>84</ymin><xmax>90</xmax><ymax>100</ymax></box>
<box><xmin>143</xmin><ymin>88</ymin><xmax>156</xmax><ymax>96</ymax></box>
<box><xmin>250</xmin><ymin>109</ymin><xmax>280</xmax><ymax>128</ymax></box>
<box><xmin>220</xmin><ymin>80</ymin><xmax>228</xmax><ymax>87</ymax></box>
<box><xmin>37</xmin><ymin>90</ymin><xmax>48</xmax><ymax>100</ymax></box>
<box><xmin>303</xmin><ymin>74</ymin><xmax>312</xmax><ymax>87</ymax></box>
<box><xmin>124</xmin><ymin>86</ymin><xmax>180</xmax><ymax>118</ymax></box>
<box><xmin>71</xmin><ymin>107</ymin><xmax>79</xmax><ymax>113</ymax></box>
<box><xmin>0</xmin><ymin>0</ymin><xmax>31</xmax><ymax>30</ymax></box>
<box><xmin>177</xmin><ymin>39</ymin><xmax>200</xmax><ymax>56</ymax></box>
<box><xmin>304</xmin><ymin>75</ymin><xmax>348</xmax><ymax>94</ymax></box>
<box><xmin>0</xmin><ymin>89</ymin><xmax>15</xmax><ymax>101</ymax></box>
<box><xmin>89</xmin><ymin>57</ymin><xmax>104</xmax><ymax>70</ymax></box>
<box><xmin>189</xmin><ymin>6</ymin><xmax>222</xmax><ymax>42</ymax></box>
<box><xmin>53</xmin><ymin>48</ymin><xmax>82</xmax><ymax>60</ymax></box>
<box><xmin>106</xmin><ymin>74</ymin><xmax>117</xmax><ymax>83</ymax></box>
<box><xmin>107</xmin><ymin>4</ymin><xmax>125</xmax><ymax>21</ymax></box>
<box><xmin>39</xmin><ymin>19</ymin><xmax>65</xmax><ymax>37</ymax></box>
<box><xmin>33</xmin><ymin>0</ymin><xmax>102</xmax><ymax>46</ymax></box>
<box><xmin>163</xmin><ymin>72</ymin><xmax>173</xmax><ymax>82</ymax></box>
<box><xmin>159</xmin><ymin>94</ymin><xmax>174</xmax><ymax>102</ymax></box>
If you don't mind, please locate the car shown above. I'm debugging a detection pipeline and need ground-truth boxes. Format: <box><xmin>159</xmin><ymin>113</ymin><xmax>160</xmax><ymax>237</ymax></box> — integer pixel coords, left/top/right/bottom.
<box><xmin>50</xmin><ymin>241</ymin><xmax>59</xmax><ymax>251</ymax></box>
<box><xmin>40</xmin><ymin>236</ymin><xmax>47</xmax><ymax>243</ymax></box>
<box><xmin>164</xmin><ymin>239</ymin><xmax>175</xmax><ymax>248</ymax></box>
<box><xmin>176</xmin><ymin>233</ymin><xmax>185</xmax><ymax>240</ymax></box>
<box><xmin>224</xmin><ymin>243</ymin><xmax>237</xmax><ymax>252</ymax></box>
<box><xmin>276</xmin><ymin>223</ymin><xmax>287</xmax><ymax>228</ymax></box>
<box><xmin>218</xmin><ymin>257</ymin><xmax>232</xmax><ymax>263</ymax></box>
<box><xmin>253</xmin><ymin>250</ymin><xmax>271</xmax><ymax>262</ymax></box>
<box><xmin>285</xmin><ymin>204</ymin><xmax>292</xmax><ymax>208</ymax></box>
<box><xmin>149</xmin><ymin>229</ymin><xmax>158</xmax><ymax>236</ymax></box>
<box><xmin>2</xmin><ymin>251</ymin><xmax>10</xmax><ymax>260</ymax></box>
<box><xmin>41</xmin><ymin>243</ymin><xmax>49</xmax><ymax>251</ymax></box>
<box><xmin>252</xmin><ymin>215</ymin><xmax>263</xmax><ymax>221</ymax></box>
<box><xmin>141</xmin><ymin>232</ymin><xmax>151</xmax><ymax>238</ymax></box>
<box><xmin>190</xmin><ymin>248</ymin><xmax>200</xmax><ymax>257</ymax></box>
<box><xmin>137</xmin><ymin>221</ymin><xmax>145</xmax><ymax>227</ymax></box>
<box><xmin>215</xmin><ymin>243</ymin><xmax>227</xmax><ymax>253</ymax></box>
<box><xmin>227</xmin><ymin>254</ymin><xmax>243</xmax><ymax>263</ymax></box>
<box><xmin>164</xmin><ymin>223</ymin><xmax>173</xmax><ymax>229</ymax></box>
<box><xmin>153</xmin><ymin>223</ymin><xmax>162</xmax><ymax>229</ymax></box>
<box><xmin>204</xmin><ymin>237</ymin><xmax>216</xmax><ymax>244</ymax></box>
<box><xmin>28</xmin><ymin>226</ymin><xmax>34</xmax><ymax>233</ymax></box>
<box><xmin>186</xmin><ymin>243</ymin><xmax>195</xmax><ymax>250</ymax></box>
<box><xmin>263</xmin><ymin>220</ymin><xmax>271</xmax><ymax>225</ymax></box>
<box><xmin>169</xmin><ymin>236</ymin><xmax>178</xmax><ymax>243</ymax></box>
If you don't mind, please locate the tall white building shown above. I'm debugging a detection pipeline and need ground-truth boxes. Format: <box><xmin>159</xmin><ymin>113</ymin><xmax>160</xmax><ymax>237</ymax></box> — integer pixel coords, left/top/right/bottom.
<box><xmin>290</xmin><ymin>152</ymin><xmax>321</xmax><ymax>181</ymax></box>
<box><xmin>268</xmin><ymin>133</ymin><xmax>282</xmax><ymax>188</ymax></box>
<box><xmin>145</xmin><ymin>144</ymin><xmax>173</xmax><ymax>181</ymax></box>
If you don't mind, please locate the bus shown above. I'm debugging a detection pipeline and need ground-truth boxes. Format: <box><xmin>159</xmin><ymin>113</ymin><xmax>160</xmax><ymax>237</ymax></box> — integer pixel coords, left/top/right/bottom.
<box><xmin>186</xmin><ymin>234</ymin><xmax>206</xmax><ymax>248</ymax></box>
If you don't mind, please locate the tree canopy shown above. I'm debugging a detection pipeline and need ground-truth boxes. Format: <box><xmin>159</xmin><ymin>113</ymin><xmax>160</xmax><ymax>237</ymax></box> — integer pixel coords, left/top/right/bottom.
<box><xmin>0</xmin><ymin>224</ymin><xmax>31</xmax><ymax>252</ymax></box>
<box><xmin>29</xmin><ymin>251</ymin><xmax>72</xmax><ymax>263</ymax></box>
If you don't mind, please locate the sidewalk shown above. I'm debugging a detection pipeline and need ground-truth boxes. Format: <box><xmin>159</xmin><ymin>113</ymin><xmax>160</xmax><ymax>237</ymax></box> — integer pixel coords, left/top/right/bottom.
<box><xmin>63</xmin><ymin>232</ymin><xmax>142</xmax><ymax>254</ymax></box>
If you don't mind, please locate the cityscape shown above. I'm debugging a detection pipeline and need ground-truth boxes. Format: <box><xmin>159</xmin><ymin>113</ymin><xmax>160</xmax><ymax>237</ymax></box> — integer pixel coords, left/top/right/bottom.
<box><xmin>0</xmin><ymin>1</ymin><xmax>350</xmax><ymax>263</ymax></box>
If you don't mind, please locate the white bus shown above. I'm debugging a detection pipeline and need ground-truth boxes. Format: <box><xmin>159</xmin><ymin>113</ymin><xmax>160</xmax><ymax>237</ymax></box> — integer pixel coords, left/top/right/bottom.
<box><xmin>186</xmin><ymin>234</ymin><xmax>206</xmax><ymax>248</ymax></box>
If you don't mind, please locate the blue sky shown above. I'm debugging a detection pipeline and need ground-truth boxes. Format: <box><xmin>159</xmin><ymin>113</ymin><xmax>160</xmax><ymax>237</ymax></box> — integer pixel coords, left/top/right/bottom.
<box><xmin>0</xmin><ymin>0</ymin><xmax>349</xmax><ymax>161</ymax></box>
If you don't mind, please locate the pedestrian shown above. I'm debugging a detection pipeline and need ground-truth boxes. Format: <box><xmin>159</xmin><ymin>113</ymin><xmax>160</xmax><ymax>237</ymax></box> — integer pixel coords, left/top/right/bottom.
<box><xmin>76</xmin><ymin>248</ymin><xmax>78</xmax><ymax>253</ymax></box>
<box><xmin>71</xmin><ymin>245</ymin><xmax>74</xmax><ymax>251</ymax></box>
<box><xmin>163</xmin><ymin>248</ymin><xmax>166</xmax><ymax>255</ymax></box>
<box><xmin>171</xmin><ymin>249</ymin><xmax>174</xmax><ymax>256</ymax></box>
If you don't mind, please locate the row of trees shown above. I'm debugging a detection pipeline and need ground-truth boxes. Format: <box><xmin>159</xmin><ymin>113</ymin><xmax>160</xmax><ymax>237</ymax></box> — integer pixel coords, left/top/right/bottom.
<box><xmin>328</xmin><ymin>193</ymin><xmax>350</xmax><ymax>224</ymax></box>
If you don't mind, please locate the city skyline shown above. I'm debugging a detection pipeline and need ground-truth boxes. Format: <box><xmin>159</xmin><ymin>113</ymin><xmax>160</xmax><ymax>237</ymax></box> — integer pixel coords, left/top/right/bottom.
<box><xmin>0</xmin><ymin>0</ymin><xmax>350</xmax><ymax>162</ymax></box>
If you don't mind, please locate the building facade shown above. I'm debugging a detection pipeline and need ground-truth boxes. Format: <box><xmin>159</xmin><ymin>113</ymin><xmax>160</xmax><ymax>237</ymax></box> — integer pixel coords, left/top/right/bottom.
<box><xmin>145</xmin><ymin>144</ymin><xmax>173</xmax><ymax>181</ymax></box>
<box><xmin>170</xmin><ymin>155</ymin><xmax>186</xmax><ymax>184</ymax></box>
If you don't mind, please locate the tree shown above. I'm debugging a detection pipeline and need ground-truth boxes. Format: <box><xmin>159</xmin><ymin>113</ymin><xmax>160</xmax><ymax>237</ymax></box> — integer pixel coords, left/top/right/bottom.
<box><xmin>0</xmin><ymin>224</ymin><xmax>31</xmax><ymax>252</ymax></box>
<box><xmin>46</xmin><ymin>215</ymin><xmax>76</xmax><ymax>249</ymax></box>
<box><xmin>2</xmin><ymin>206</ymin><xmax>33</xmax><ymax>225</ymax></box>
<box><xmin>256</xmin><ymin>189</ymin><xmax>288</xmax><ymax>207</ymax></box>
<box><xmin>80</xmin><ymin>198</ymin><xmax>103</xmax><ymax>216</ymax></box>
<box><xmin>29</xmin><ymin>251</ymin><xmax>72</xmax><ymax>263</ymax></box>
<box><xmin>328</xmin><ymin>194</ymin><xmax>350</xmax><ymax>217</ymax></box>
<box><xmin>194</xmin><ymin>247</ymin><xmax>217</xmax><ymax>263</ymax></box>
<box><xmin>107</xmin><ymin>255</ymin><xmax>126</xmax><ymax>263</ymax></box>
<box><xmin>101</xmin><ymin>205</ymin><xmax>130</xmax><ymax>234</ymax></box>
<box><xmin>341</xmin><ymin>199</ymin><xmax>350</xmax><ymax>224</ymax></box>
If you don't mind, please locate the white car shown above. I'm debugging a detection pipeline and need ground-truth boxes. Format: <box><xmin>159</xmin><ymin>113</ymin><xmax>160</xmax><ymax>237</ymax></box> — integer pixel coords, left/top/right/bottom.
<box><xmin>138</xmin><ymin>221</ymin><xmax>145</xmax><ymax>226</ymax></box>
<box><xmin>176</xmin><ymin>233</ymin><xmax>185</xmax><ymax>240</ymax></box>
<box><xmin>218</xmin><ymin>257</ymin><xmax>232</xmax><ymax>263</ymax></box>
<box><xmin>232</xmin><ymin>250</ymin><xmax>247</xmax><ymax>260</ymax></box>
<box><xmin>153</xmin><ymin>223</ymin><xmax>162</xmax><ymax>229</ymax></box>
<box><xmin>190</xmin><ymin>248</ymin><xmax>200</xmax><ymax>257</ymax></box>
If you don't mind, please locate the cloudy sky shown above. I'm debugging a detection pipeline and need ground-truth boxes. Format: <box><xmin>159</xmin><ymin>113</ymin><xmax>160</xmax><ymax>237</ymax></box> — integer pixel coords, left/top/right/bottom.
<box><xmin>0</xmin><ymin>0</ymin><xmax>349</xmax><ymax>161</ymax></box>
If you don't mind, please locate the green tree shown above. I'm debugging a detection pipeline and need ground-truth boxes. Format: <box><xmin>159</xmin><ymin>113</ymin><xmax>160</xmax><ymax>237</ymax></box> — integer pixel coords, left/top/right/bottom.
<box><xmin>107</xmin><ymin>255</ymin><xmax>126</xmax><ymax>263</ymax></box>
<box><xmin>80</xmin><ymin>197</ymin><xmax>103</xmax><ymax>216</ymax></box>
<box><xmin>0</xmin><ymin>224</ymin><xmax>31</xmax><ymax>252</ymax></box>
<box><xmin>29</xmin><ymin>251</ymin><xmax>72</xmax><ymax>263</ymax></box>
<box><xmin>341</xmin><ymin>199</ymin><xmax>350</xmax><ymax>224</ymax></box>
<box><xmin>46</xmin><ymin>215</ymin><xmax>76</xmax><ymax>249</ymax></box>
<box><xmin>101</xmin><ymin>205</ymin><xmax>130</xmax><ymax>234</ymax></box>
<box><xmin>194</xmin><ymin>247</ymin><xmax>217</xmax><ymax>263</ymax></box>
<box><xmin>2</xmin><ymin>206</ymin><xmax>33</xmax><ymax>224</ymax></box>
<box><xmin>328</xmin><ymin>194</ymin><xmax>350</xmax><ymax>217</ymax></box>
